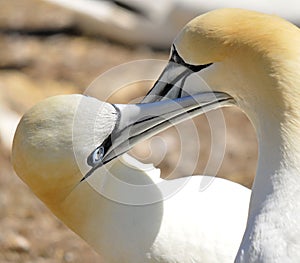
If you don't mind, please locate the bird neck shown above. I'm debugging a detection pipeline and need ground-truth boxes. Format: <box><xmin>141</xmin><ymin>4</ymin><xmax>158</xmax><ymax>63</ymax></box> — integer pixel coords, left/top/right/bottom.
<box><xmin>48</xmin><ymin>155</ymin><xmax>164</xmax><ymax>262</ymax></box>
<box><xmin>251</xmin><ymin>112</ymin><xmax>300</xmax><ymax>210</ymax></box>
<box><xmin>237</xmin><ymin>93</ymin><xmax>300</xmax><ymax>262</ymax></box>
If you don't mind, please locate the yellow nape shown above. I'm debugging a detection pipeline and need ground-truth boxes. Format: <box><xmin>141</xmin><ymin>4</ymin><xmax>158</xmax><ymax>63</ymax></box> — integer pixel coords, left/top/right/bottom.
<box><xmin>12</xmin><ymin>95</ymin><xmax>81</xmax><ymax>205</ymax></box>
<box><xmin>12</xmin><ymin>94</ymin><xmax>117</xmax><ymax>207</ymax></box>
<box><xmin>176</xmin><ymin>8</ymin><xmax>300</xmax><ymax>65</ymax></box>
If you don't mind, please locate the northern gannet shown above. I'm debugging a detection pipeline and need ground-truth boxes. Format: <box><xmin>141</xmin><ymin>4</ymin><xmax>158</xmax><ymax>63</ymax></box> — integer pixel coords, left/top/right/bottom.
<box><xmin>94</xmin><ymin>8</ymin><xmax>299</xmax><ymax>263</ymax></box>
<box><xmin>44</xmin><ymin>0</ymin><xmax>300</xmax><ymax>48</ymax></box>
<box><xmin>12</xmin><ymin>94</ymin><xmax>250</xmax><ymax>262</ymax></box>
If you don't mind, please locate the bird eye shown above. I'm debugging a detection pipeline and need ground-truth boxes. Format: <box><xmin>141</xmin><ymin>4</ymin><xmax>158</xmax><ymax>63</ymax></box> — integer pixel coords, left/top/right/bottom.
<box><xmin>92</xmin><ymin>146</ymin><xmax>105</xmax><ymax>164</ymax></box>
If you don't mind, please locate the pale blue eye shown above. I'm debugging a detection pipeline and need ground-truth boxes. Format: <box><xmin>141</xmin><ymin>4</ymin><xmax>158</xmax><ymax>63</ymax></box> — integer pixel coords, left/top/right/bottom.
<box><xmin>92</xmin><ymin>146</ymin><xmax>105</xmax><ymax>164</ymax></box>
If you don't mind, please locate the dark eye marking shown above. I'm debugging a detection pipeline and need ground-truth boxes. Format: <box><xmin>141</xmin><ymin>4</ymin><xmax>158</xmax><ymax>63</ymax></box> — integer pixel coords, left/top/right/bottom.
<box><xmin>170</xmin><ymin>44</ymin><xmax>212</xmax><ymax>72</ymax></box>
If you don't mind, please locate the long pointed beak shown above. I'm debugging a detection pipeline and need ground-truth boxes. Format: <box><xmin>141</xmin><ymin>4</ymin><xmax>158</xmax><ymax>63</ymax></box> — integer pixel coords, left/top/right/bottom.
<box><xmin>83</xmin><ymin>92</ymin><xmax>234</xmax><ymax>180</ymax></box>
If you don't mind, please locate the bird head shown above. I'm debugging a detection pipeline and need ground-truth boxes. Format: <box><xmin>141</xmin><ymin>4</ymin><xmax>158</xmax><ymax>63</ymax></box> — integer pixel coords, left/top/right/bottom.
<box><xmin>12</xmin><ymin>95</ymin><xmax>117</xmax><ymax>205</ymax></box>
<box><xmin>12</xmin><ymin>89</ymin><xmax>232</xmax><ymax>196</ymax></box>
<box><xmin>142</xmin><ymin>8</ymin><xmax>300</xmax><ymax>134</ymax></box>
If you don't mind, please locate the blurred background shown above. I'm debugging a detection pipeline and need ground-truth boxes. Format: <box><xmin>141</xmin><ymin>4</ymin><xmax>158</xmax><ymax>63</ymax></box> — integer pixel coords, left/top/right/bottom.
<box><xmin>2</xmin><ymin>0</ymin><xmax>299</xmax><ymax>262</ymax></box>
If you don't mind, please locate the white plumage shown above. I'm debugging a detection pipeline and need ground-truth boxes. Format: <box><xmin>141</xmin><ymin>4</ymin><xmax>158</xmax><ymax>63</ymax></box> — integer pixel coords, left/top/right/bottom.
<box><xmin>12</xmin><ymin>8</ymin><xmax>300</xmax><ymax>263</ymax></box>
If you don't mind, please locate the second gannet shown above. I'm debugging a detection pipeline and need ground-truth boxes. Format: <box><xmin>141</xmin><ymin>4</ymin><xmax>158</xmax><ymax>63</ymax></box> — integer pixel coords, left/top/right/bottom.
<box><xmin>12</xmin><ymin>94</ymin><xmax>250</xmax><ymax>262</ymax></box>
<box><xmin>141</xmin><ymin>8</ymin><xmax>300</xmax><ymax>263</ymax></box>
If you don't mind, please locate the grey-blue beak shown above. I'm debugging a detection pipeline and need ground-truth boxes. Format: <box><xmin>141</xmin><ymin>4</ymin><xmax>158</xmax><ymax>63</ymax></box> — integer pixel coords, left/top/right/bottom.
<box><xmin>83</xmin><ymin>91</ymin><xmax>234</xmax><ymax>181</ymax></box>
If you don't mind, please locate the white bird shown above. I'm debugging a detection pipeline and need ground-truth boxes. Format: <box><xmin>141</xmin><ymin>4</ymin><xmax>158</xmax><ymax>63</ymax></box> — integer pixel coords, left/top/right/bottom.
<box><xmin>136</xmin><ymin>8</ymin><xmax>300</xmax><ymax>263</ymax></box>
<box><xmin>44</xmin><ymin>0</ymin><xmax>300</xmax><ymax>48</ymax></box>
<box><xmin>12</xmin><ymin>94</ymin><xmax>250</xmax><ymax>262</ymax></box>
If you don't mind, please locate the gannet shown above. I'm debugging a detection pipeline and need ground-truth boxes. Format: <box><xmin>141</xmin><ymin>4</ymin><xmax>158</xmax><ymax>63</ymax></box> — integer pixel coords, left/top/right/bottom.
<box><xmin>44</xmin><ymin>0</ymin><xmax>300</xmax><ymax>48</ymax></box>
<box><xmin>91</xmin><ymin>8</ymin><xmax>299</xmax><ymax>263</ymax></box>
<box><xmin>12</xmin><ymin>94</ymin><xmax>250</xmax><ymax>262</ymax></box>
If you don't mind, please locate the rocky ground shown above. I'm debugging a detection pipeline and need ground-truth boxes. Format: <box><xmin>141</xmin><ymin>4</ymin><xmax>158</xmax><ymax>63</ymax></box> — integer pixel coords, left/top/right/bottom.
<box><xmin>0</xmin><ymin>1</ymin><xmax>257</xmax><ymax>262</ymax></box>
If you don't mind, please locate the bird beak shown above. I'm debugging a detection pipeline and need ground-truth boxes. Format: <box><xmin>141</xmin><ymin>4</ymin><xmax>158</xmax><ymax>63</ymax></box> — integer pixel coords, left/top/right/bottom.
<box><xmin>82</xmin><ymin>91</ymin><xmax>234</xmax><ymax>181</ymax></box>
<box><xmin>140</xmin><ymin>50</ymin><xmax>212</xmax><ymax>104</ymax></box>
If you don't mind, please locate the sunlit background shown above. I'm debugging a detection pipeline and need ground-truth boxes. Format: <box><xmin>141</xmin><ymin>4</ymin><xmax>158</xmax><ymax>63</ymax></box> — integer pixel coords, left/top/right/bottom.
<box><xmin>5</xmin><ymin>0</ymin><xmax>300</xmax><ymax>261</ymax></box>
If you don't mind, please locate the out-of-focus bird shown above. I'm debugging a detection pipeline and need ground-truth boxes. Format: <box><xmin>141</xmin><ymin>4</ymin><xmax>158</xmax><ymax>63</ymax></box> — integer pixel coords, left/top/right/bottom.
<box><xmin>44</xmin><ymin>0</ymin><xmax>300</xmax><ymax>48</ymax></box>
